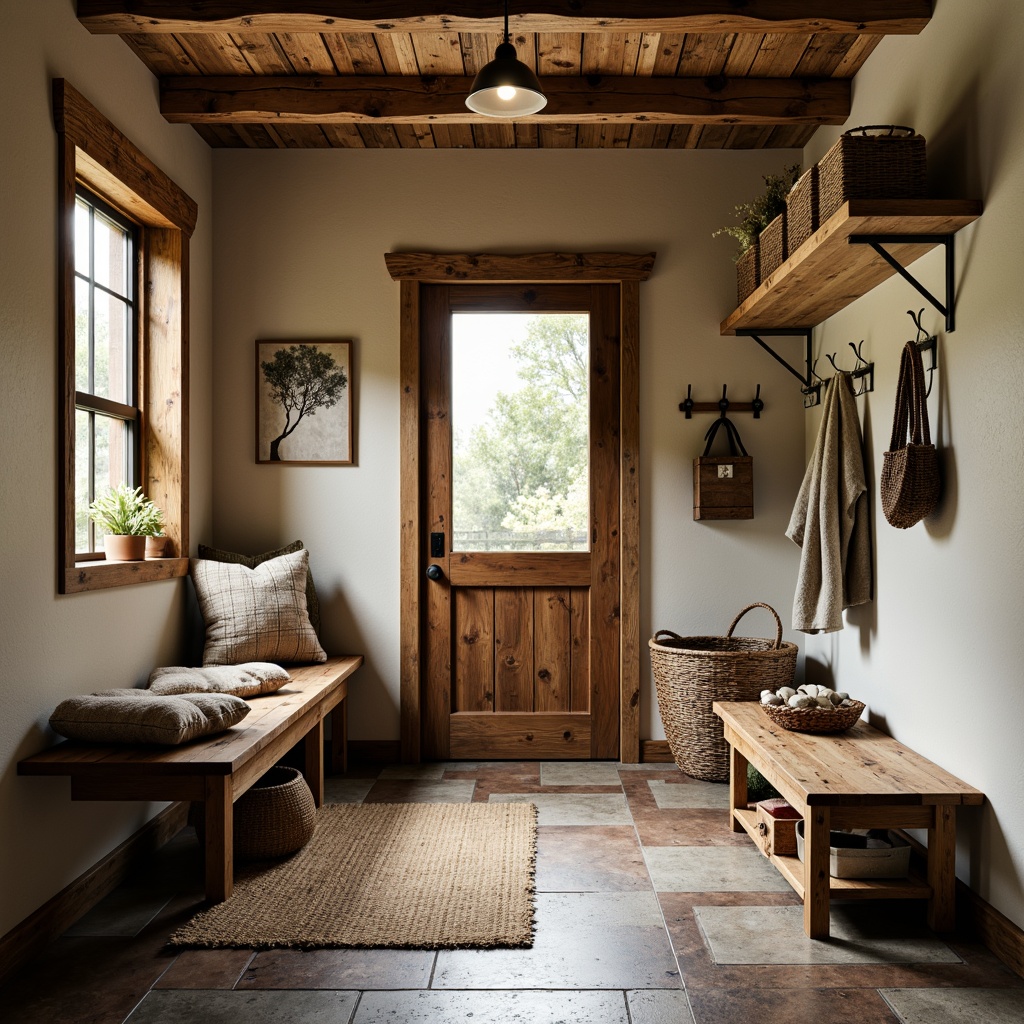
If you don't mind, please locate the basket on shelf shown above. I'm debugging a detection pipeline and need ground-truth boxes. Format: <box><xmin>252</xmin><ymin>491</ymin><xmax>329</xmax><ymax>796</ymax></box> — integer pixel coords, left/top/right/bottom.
<box><xmin>760</xmin><ymin>699</ymin><xmax>865</xmax><ymax>734</ymax></box>
<box><xmin>192</xmin><ymin>764</ymin><xmax>316</xmax><ymax>860</ymax></box>
<box><xmin>736</xmin><ymin>241</ymin><xmax>759</xmax><ymax>304</ymax></box>
<box><xmin>787</xmin><ymin>165</ymin><xmax>819</xmax><ymax>253</ymax></box>
<box><xmin>758</xmin><ymin>211</ymin><xmax>788</xmax><ymax>280</ymax></box>
<box><xmin>649</xmin><ymin>603</ymin><xmax>798</xmax><ymax>782</ymax></box>
<box><xmin>818</xmin><ymin>125</ymin><xmax>927</xmax><ymax>224</ymax></box>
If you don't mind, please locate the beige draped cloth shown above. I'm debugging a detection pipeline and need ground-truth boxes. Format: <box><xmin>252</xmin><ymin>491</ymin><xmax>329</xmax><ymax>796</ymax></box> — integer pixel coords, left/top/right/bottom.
<box><xmin>786</xmin><ymin>373</ymin><xmax>872</xmax><ymax>633</ymax></box>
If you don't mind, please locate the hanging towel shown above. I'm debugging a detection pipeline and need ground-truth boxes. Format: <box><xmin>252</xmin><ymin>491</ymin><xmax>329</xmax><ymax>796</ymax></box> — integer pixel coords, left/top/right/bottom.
<box><xmin>786</xmin><ymin>373</ymin><xmax>872</xmax><ymax>633</ymax></box>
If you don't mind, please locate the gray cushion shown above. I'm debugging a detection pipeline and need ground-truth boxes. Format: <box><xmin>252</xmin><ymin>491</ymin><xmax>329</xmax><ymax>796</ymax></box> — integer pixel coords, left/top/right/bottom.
<box><xmin>198</xmin><ymin>540</ymin><xmax>321</xmax><ymax>634</ymax></box>
<box><xmin>49</xmin><ymin>690</ymin><xmax>249</xmax><ymax>745</ymax></box>
<box><xmin>190</xmin><ymin>549</ymin><xmax>327</xmax><ymax>667</ymax></box>
<box><xmin>148</xmin><ymin>662</ymin><xmax>291</xmax><ymax>697</ymax></box>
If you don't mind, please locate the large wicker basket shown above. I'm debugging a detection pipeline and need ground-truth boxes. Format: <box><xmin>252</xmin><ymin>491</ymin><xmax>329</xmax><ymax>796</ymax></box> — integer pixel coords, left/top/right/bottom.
<box><xmin>787</xmin><ymin>165</ymin><xmax>819</xmax><ymax>253</ymax></box>
<box><xmin>818</xmin><ymin>125</ymin><xmax>927</xmax><ymax>224</ymax></box>
<box><xmin>649</xmin><ymin>603</ymin><xmax>798</xmax><ymax>782</ymax></box>
<box><xmin>758</xmin><ymin>212</ymin><xmax>788</xmax><ymax>280</ymax></box>
<box><xmin>736</xmin><ymin>241</ymin><xmax>759</xmax><ymax>304</ymax></box>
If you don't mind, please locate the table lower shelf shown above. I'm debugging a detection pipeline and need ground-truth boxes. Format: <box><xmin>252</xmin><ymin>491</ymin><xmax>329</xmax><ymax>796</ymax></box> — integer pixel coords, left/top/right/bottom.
<box><xmin>732</xmin><ymin>808</ymin><xmax>932</xmax><ymax>901</ymax></box>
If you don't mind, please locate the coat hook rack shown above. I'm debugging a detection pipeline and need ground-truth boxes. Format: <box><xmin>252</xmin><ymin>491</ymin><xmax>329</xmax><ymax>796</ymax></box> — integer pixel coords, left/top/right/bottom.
<box><xmin>801</xmin><ymin>341</ymin><xmax>874</xmax><ymax>407</ymax></box>
<box><xmin>908</xmin><ymin>308</ymin><xmax>938</xmax><ymax>397</ymax></box>
<box><xmin>679</xmin><ymin>383</ymin><xmax>764</xmax><ymax>419</ymax></box>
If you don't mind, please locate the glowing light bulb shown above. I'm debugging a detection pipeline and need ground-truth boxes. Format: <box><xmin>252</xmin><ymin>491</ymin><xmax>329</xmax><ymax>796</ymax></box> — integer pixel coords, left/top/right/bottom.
<box><xmin>497</xmin><ymin>85</ymin><xmax>517</xmax><ymax>101</ymax></box>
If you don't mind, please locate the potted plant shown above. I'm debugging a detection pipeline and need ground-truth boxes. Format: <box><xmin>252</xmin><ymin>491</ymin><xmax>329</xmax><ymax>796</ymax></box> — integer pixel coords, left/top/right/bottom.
<box><xmin>87</xmin><ymin>484</ymin><xmax>165</xmax><ymax>562</ymax></box>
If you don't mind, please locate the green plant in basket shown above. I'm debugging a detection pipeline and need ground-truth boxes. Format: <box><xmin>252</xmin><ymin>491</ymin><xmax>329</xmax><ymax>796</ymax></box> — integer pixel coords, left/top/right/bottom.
<box><xmin>714</xmin><ymin>163</ymin><xmax>801</xmax><ymax>259</ymax></box>
<box><xmin>87</xmin><ymin>484</ymin><xmax>165</xmax><ymax>537</ymax></box>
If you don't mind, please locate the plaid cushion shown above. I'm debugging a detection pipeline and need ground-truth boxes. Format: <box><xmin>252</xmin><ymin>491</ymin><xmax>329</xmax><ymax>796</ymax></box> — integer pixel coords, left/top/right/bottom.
<box><xmin>191</xmin><ymin>549</ymin><xmax>327</xmax><ymax>667</ymax></box>
<box><xmin>198</xmin><ymin>540</ymin><xmax>321</xmax><ymax>634</ymax></box>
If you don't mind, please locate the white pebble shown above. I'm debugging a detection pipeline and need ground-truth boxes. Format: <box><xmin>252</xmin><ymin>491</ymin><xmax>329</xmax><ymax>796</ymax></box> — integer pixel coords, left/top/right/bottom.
<box><xmin>761</xmin><ymin>693</ymin><xmax>783</xmax><ymax>706</ymax></box>
<box><xmin>777</xmin><ymin>687</ymin><xmax>796</xmax><ymax>700</ymax></box>
<box><xmin>788</xmin><ymin>694</ymin><xmax>813</xmax><ymax>708</ymax></box>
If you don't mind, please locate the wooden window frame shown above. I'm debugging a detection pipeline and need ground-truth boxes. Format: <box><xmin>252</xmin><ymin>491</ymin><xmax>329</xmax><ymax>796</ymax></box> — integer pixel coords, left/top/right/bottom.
<box><xmin>55</xmin><ymin>79</ymin><xmax>197</xmax><ymax>594</ymax></box>
<box><xmin>385</xmin><ymin>251</ymin><xmax>655</xmax><ymax>764</ymax></box>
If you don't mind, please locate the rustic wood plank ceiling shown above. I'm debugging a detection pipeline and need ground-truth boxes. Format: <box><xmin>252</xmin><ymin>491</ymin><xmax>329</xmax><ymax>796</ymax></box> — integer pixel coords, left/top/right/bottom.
<box><xmin>77</xmin><ymin>2</ymin><xmax>933</xmax><ymax>150</ymax></box>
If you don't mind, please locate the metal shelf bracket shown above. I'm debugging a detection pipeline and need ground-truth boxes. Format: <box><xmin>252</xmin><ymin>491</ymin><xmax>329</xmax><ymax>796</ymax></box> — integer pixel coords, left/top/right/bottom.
<box><xmin>734</xmin><ymin>328</ymin><xmax>821</xmax><ymax>406</ymax></box>
<box><xmin>848</xmin><ymin>233</ymin><xmax>956</xmax><ymax>332</ymax></box>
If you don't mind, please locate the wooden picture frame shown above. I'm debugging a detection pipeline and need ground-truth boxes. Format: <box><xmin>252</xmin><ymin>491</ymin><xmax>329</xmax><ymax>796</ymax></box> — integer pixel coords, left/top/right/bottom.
<box><xmin>256</xmin><ymin>339</ymin><xmax>354</xmax><ymax>465</ymax></box>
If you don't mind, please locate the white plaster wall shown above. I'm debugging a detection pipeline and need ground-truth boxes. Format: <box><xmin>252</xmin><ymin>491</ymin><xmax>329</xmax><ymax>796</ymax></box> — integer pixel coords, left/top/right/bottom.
<box><xmin>801</xmin><ymin>0</ymin><xmax>1024</xmax><ymax>928</ymax></box>
<box><xmin>211</xmin><ymin>149</ymin><xmax>807</xmax><ymax>747</ymax></box>
<box><xmin>0</xmin><ymin>1</ymin><xmax>213</xmax><ymax>936</ymax></box>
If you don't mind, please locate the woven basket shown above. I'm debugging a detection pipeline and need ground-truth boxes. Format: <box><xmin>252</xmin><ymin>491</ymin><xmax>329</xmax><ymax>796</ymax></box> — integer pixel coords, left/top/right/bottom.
<box><xmin>758</xmin><ymin>212</ymin><xmax>787</xmax><ymax>280</ymax></box>
<box><xmin>193</xmin><ymin>765</ymin><xmax>316</xmax><ymax>860</ymax></box>
<box><xmin>761</xmin><ymin>699</ymin><xmax>865</xmax><ymax>734</ymax></box>
<box><xmin>819</xmin><ymin>125</ymin><xmax>927</xmax><ymax>225</ymax></box>
<box><xmin>736</xmin><ymin>241</ymin><xmax>759</xmax><ymax>304</ymax></box>
<box><xmin>649</xmin><ymin>603</ymin><xmax>798</xmax><ymax>782</ymax></box>
<box><xmin>787</xmin><ymin>165</ymin><xmax>819</xmax><ymax>253</ymax></box>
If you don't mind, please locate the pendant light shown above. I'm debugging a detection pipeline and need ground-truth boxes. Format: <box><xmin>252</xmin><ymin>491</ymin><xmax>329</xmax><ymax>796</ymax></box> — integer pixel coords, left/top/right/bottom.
<box><xmin>465</xmin><ymin>1</ymin><xmax>547</xmax><ymax>117</ymax></box>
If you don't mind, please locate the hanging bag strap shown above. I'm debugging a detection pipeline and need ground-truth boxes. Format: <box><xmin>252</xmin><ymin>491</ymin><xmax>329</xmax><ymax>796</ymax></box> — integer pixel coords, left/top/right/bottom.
<box><xmin>888</xmin><ymin>341</ymin><xmax>931</xmax><ymax>450</ymax></box>
<box><xmin>702</xmin><ymin>415</ymin><xmax>749</xmax><ymax>458</ymax></box>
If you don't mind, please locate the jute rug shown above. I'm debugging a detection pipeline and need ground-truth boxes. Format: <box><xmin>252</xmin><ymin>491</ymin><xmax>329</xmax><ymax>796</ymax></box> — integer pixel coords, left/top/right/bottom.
<box><xmin>169</xmin><ymin>802</ymin><xmax>537</xmax><ymax>950</ymax></box>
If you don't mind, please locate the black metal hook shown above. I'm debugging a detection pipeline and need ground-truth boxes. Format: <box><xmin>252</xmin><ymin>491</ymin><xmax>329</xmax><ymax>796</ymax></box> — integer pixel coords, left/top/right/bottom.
<box><xmin>907</xmin><ymin>309</ymin><xmax>938</xmax><ymax>398</ymax></box>
<box><xmin>680</xmin><ymin>384</ymin><xmax>695</xmax><ymax>418</ymax></box>
<box><xmin>718</xmin><ymin>384</ymin><xmax>729</xmax><ymax>418</ymax></box>
<box><xmin>802</xmin><ymin>343</ymin><xmax>874</xmax><ymax>401</ymax></box>
<box><xmin>908</xmin><ymin>308</ymin><xmax>929</xmax><ymax>344</ymax></box>
<box><xmin>751</xmin><ymin>384</ymin><xmax>764</xmax><ymax>419</ymax></box>
<box><xmin>679</xmin><ymin>384</ymin><xmax>765</xmax><ymax>419</ymax></box>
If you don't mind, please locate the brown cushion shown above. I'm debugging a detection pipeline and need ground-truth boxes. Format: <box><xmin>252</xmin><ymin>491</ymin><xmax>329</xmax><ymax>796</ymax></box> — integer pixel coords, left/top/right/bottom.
<box><xmin>148</xmin><ymin>662</ymin><xmax>290</xmax><ymax>697</ymax></box>
<box><xmin>190</xmin><ymin>549</ymin><xmax>327</xmax><ymax>667</ymax></box>
<box><xmin>198</xmin><ymin>540</ymin><xmax>321</xmax><ymax>634</ymax></box>
<box><xmin>49</xmin><ymin>690</ymin><xmax>249</xmax><ymax>745</ymax></box>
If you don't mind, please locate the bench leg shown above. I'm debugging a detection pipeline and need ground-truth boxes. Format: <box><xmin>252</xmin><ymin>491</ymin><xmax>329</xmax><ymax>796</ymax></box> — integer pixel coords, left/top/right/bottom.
<box><xmin>304</xmin><ymin>718</ymin><xmax>325</xmax><ymax>808</ymax></box>
<box><xmin>729</xmin><ymin>744</ymin><xmax>748</xmax><ymax>832</ymax></box>
<box><xmin>803</xmin><ymin>806</ymin><xmax>831</xmax><ymax>939</ymax></box>
<box><xmin>330</xmin><ymin>700</ymin><xmax>348</xmax><ymax>776</ymax></box>
<box><xmin>204</xmin><ymin>775</ymin><xmax>233</xmax><ymax>902</ymax></box>
<box><xmin>927</xmin><ymin>804</ymin><xmax>957</xmax><ymax>932</ymax></box>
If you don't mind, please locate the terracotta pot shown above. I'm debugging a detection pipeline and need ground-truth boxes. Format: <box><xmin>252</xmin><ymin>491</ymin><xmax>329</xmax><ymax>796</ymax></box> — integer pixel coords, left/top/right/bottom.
<box><xmin>103</xmin><ymin>534</ymin><xmax>146</xmax><ymax>561</ymax></box>
<box><xmin>145</xmin><ymin>536</ymin><xmax>173</xmax><ymax>558</ymax></box>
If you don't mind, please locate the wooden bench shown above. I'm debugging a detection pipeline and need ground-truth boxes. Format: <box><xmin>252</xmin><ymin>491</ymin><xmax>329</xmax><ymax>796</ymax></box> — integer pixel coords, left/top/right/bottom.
<box><xmin>713</xmin><ymin>700</ymin><xmax>984</xmax><ymax>939</ymax></box>
<box><xmin>19</xmin><ymin>655</ymin><xmax>362</xmax><ymax>902</ymax></box>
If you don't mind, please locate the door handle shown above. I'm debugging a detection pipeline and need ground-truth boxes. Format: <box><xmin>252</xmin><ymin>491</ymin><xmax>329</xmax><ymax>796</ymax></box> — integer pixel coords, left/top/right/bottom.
<box><xmin>426</xmin><ymin>564</ymin><xmax>444</xmax><ymax>582</ymax></box>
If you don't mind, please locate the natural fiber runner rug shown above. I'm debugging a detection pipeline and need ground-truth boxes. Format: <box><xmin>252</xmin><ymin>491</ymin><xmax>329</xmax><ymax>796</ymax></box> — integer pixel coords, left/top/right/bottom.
<box><xmin>169</xmin><ymin>802</ymin><xmax>537</xmax><ymax>950</ymax></box>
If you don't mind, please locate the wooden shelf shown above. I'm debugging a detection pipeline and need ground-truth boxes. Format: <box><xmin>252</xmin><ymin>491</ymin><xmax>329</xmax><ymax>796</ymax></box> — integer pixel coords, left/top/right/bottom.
<box><xmin>733</xmin><ymin>808</ymin><xmax>933</xmax><ymax>901</ymax></box>
<box><xmin>720</xmin><ymin>199</ymin><xmax>983</xmax><ymax>335</ymax></box>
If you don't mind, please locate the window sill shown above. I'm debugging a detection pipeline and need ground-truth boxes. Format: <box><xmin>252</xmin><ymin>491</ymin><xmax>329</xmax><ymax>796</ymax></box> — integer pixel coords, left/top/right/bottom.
<box><xmin>63</xmin><ymin>556</ymin><xmax>188</xmax><ymax>594</ymax></box>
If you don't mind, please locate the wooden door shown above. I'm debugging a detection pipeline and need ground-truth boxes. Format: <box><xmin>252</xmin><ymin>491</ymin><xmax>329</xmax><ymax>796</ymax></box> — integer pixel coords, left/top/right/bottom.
<box><xmin>420</xmin><ymin>283</ymin><xmax>621</xmax><ymax>760</ymax></box>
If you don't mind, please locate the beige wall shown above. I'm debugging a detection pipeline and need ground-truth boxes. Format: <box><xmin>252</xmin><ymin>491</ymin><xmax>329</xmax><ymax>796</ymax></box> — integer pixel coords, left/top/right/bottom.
<box><xmin>801</xmin><ymin>0</ymin><xmax>1024</xmax><ymax>929</ymax></box>
<box><xmin>210</xmin><ymin>149</ymin><xmax>807</xmax><ymax>745</ymax></box>
<box><xmin>0</xmin><ymin>1</ymin><xmax>213</xmax><ymax>936</ymax></box>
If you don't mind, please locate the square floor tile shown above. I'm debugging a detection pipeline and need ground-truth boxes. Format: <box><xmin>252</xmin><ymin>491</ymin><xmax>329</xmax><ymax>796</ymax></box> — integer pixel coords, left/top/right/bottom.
<box><xmin>645</xmin><ymin>846</ymin><xmax>791</xmax><ymax>892</ymax></box>
<box><xmin>536</xmin><ymin>826</ymin><xmax>651</xmax><ymax>892</ymax></box>
<box><xmin>881</xmin><ymin>987</ymin><xmax>1024</xmax><ymax>1023</ymax></box>
<box><xmin>627</xmin><ymin>989</ymin><xmax>698</xmax><ymax>1023</ymax></box>
<box><xmin>365</xmin><ymin>779</ymin><xmax>476</xmax><ymax>802</ymax></box>
<box><xmin>354</xmin><ymin>990</ymin><xmax>629</xmax><ymax>1023</ymax></box>
<box><xmin>490</xmin><ymin>792</ymin><xmax>632</xmax><ymax>825</ymax></box>
<box><xmin>648</xmin><ymin>779</ymin><xmax>730</xmax><ymax>810</ymax></box>
<box><xmin>433</xmin><ymin>892</ymin><xmax>680</xmax><ymax>989</ymax></box>
<box><xmin>688</xmin><ymin>987</ymin><xmax>899</xmax><ymax>1024</ymax></box>
<box><xmin>695</xmin><ymin>905</ymin><xmax>962</xmax><ymax>965</ymax></box>
<box><xmin>540</xmin><ymin>762</ymin><xmax>623</xmax><ymax>786</ymax></box>
<box><xmin>154</xmin><ymin>949</ymin><xmax>255</xmax><ymax>989</ymax></box>
<box><xmin>125</xmin><ymin>990</ymin><xmax>359</xmax><ymax>1022</ymax></box>
<box><xmin>238</xmin><ymin>948</ymin><xmax>435</xmax><ymax>990</ymax></box>
<box><xmin>324</xmin><ymin>778</ymin><xmax>375</xmax><ymax>803</ymax></box>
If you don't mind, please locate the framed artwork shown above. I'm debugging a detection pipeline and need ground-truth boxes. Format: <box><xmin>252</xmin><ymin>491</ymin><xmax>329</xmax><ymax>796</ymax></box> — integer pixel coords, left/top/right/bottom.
<box><xmin>256</xmin><ymin>339</ymin><xmax>354</xmax><ymax>465</ymax></box>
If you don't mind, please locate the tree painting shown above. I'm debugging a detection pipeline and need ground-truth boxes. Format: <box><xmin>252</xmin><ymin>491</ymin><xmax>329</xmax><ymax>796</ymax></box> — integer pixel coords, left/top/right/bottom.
<box><xmin>257</xmin><ymin>341</ymin><xmax>351</xmax><ymax>463</ymax></box>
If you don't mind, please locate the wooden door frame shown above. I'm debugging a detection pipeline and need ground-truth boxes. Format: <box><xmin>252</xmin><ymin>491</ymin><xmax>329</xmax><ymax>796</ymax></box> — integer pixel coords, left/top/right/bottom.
<box><xmin>385</xmin><ymin>252</ymin><xmax>656</xmax><ymax>764</ymax></box>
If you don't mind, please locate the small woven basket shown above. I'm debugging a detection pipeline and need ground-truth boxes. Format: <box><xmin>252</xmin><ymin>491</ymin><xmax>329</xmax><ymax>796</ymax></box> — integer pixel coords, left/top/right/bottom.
<box><xmin>760</xmin><ymin>699</ymin><xmax>865</xmax><ymax>734</ymax></box>
<box><xmin>787</xmin><ymin>165</ymin><xmax>819</xmax><ymax>253</ymax></box>
<box><xmin>818</xmin><ymin>125</ymin><xmax>927</xmax><ymax>224</ymax></box>
<box><xmin>758</xmin><ymin>211</ymin><xmax>787</xmax><ymax>280</ymax></box>
<box><xmin>234</xmin><ymin>765</ymin><xmax>316</xmax><ymax>859</ymax></box>
<box><xmin>649</xmin><ymin>603</ymin><xmax>798</xmax><ymax>782</ymax></box>
<box><xmin>736</xmin><ymin>242</ymin><xmax>759</xmax><ymax>304</ymax></box>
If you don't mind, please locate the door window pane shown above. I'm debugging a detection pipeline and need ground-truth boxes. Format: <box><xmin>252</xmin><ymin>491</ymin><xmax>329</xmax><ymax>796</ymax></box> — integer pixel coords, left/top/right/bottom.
<box><xmin>451</xmin><ymin>313</ymin><xmax>589</xmax><ymax>552</ymax></box>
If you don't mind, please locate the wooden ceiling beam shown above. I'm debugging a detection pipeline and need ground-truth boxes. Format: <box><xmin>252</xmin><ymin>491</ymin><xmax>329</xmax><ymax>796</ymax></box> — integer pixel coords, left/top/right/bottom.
<box><xmin>79</xmin><ymin>2</ymin><xmax>932</xmax><ymax>36</ymax></box>
<box><xmin>160</xmin><ymin>75</ymin><xmax>850</xmax><ymax>125</ymax></box>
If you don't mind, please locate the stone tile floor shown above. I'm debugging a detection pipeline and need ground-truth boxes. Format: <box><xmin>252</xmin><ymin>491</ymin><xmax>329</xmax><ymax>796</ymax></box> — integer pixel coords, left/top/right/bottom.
<box><xmin>2</xmin><ymin>761</ymin><xmax>1022</xmax><ymax>1023</ymax></box>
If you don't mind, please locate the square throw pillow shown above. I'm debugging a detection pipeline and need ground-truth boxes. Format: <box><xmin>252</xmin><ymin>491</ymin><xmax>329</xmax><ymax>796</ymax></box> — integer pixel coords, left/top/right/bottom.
<box><xmin>49</xmin><ymin>689</ymin><xmax>249</xmax><ymax>745</ymax></box>
<box><xmin>198</xmin><ymin>540</ymin><xmax>321</xmax><ymax>634</ymax></box>
<box><xmin>148</xmin><ymin>662</ymin><xmax>291</xmax><ymax>698</ymax></box>
<box><xmin>191</xmin><ymin>549</ymin><xmax>327</xmax><ymax>666</ymax></box>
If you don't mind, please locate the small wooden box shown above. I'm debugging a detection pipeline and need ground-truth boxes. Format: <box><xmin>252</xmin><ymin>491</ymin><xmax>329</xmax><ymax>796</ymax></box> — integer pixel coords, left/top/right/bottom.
<box><xmin>755</xmin><ymin>800</ymin><xmax>801</xmax><ymax>857</ymax></box>
<box><xmin>693</xmin><ymin>455</ymin><xmax>753</xmax><ymax>520</ymax></box>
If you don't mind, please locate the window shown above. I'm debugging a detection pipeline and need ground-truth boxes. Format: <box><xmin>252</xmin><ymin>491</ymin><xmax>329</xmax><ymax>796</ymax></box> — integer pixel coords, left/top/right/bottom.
<box><xmin>55</xmin><ymin>79</ymin><xmax>197</xmax><ymax>593</ymax></box>
<box><xmin>74</xmin><ymin>188</ymin><xmax>139</xmax><ymax>555</ymax></box>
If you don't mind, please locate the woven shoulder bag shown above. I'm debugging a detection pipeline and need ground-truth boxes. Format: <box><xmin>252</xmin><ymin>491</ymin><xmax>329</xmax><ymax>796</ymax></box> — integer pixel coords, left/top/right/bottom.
<box><xmin>881</xmin><ymin>341</ymin><xmax>940</xmax><ymax>528</ymax></box>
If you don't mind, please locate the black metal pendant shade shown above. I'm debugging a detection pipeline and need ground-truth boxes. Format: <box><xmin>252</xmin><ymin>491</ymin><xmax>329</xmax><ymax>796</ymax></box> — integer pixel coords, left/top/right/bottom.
<box><xmin>465</xmin><ymin>42</ymin><xmax>547</xmax><ymax>117</ymax></box>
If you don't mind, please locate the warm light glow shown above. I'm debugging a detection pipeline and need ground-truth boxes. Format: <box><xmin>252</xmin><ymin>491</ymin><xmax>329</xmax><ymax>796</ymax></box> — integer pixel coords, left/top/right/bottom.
<box><xmin>497</xmin><ymin>85</ymin><xmax>517</xmax><ymax>101</ymax></box>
